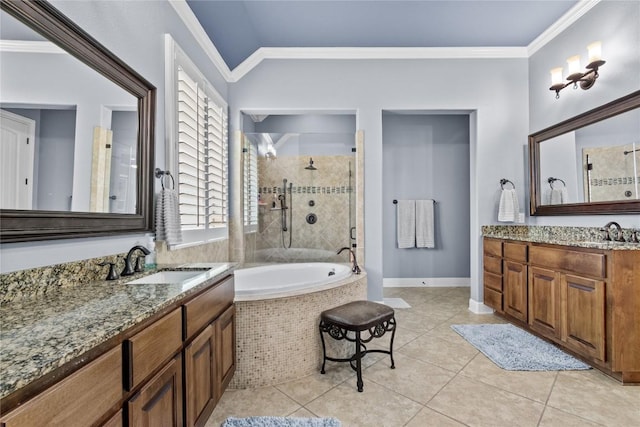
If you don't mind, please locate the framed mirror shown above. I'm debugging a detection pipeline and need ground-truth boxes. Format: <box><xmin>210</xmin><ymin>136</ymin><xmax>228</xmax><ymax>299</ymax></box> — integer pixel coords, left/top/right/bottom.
<box><xmin>529</xmin><ymin>90</ymin><xmax>640</xmax><ymax>216</ymax></box>
<box><xmin>0</xmin><ymin>0</ymin><xmax>155</xmax><ymax>242</ymax></box>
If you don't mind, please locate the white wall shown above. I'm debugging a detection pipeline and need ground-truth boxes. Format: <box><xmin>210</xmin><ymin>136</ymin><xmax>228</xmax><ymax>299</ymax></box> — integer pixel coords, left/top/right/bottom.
<box><xmin>229</xmin><ymin>58</ymin><xmax>529</xmax><ymax>302</ymax></box>
<box><xmin>528</xmin><ymin>0</ymin><xmax>640</xmax><ymax>228</ymax></box>
<box><xmin>0</xmin><ymin>0</ymin><xmax>229</xmax><ymax>273</ymax></box>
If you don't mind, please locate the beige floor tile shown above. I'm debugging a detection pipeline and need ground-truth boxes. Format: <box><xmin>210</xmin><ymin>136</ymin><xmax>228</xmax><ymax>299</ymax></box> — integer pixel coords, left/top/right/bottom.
<box><xmin>275</xmin><ymin>368</ymin><xmax>351</xmax><ymax>405</ymax></box>
<box><xmin>287</xmin><ymin>407</ymin><xmax>322</xmax><ymax>418</ymax></box>
<box><xmin>366</xmin><ymin>353</ymin><xmax>455</xmax><ymax>404</ymax></box>
<box><xmin>393</xmin><ymin>309</ymin><xmax>447</xmax><ymax>333</ymax></box>
<box><xmin>404</xmin><ymin>406</ymin><xmax>467</xmax><ymax>427</ymax></box>
<box><xmin>547</xmin><ymin>369</ymin><xmax>640</xmax><ymax>425</ymax></box>
<box><xmin>427</xmin><ymin>375</ymin><xmax>545</xmax><ymax>427</ymax></box>
<box><xmin>305</xmin><ymin>380</ymin><xmax>423</xmax><ymax>427</ymax></box>
<box><xmin>398</xmin><ymin>334</ymin><xmax>478</xmax><ymax>373</ymax></box>
<box><xmin>204</xmin><ymin>387</ymin><xmax>301</xmax><ymax>427</ymax></box>
<box><xmin>538</xmin><ymin>406</ymin><xmax>605</xmax><ymax>426</ymax></box>
<box><xmin>207</xmin><ymin>288</ymin><xmax>637</xmax><ymax>427</ymax></box>
<box><xmin>459</xmin><ymin>353</ymin><xmax>557</xmax><ymax>403</ymax></box>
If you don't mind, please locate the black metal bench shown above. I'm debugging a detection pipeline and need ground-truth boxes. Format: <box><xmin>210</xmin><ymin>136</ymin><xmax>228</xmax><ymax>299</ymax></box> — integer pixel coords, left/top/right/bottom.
<box><xmin>319</xmin><ymin>300</ymin><xmax>396</xmax><ymax>392</ymax></box>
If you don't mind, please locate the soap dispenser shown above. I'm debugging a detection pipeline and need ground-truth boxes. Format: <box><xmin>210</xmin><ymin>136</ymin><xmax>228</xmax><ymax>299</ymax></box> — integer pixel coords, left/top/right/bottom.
<box><xmin>145</xmin><ymin>236</ymin><xmax>157</xmax><ymax>269</ymax></box>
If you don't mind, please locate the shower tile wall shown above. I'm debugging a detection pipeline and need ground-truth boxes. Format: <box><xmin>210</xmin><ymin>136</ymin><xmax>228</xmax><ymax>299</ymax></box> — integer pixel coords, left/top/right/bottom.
<box><xmin>247</xmin><ymin>155</ymin><xmax>354</xmax><ymax>263</ymax></box>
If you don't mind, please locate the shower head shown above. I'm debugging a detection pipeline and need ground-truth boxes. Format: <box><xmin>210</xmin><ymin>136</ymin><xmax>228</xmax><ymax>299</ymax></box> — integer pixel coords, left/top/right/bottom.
<box><xmin>305</xmin><ymin>158</ymin><xmax>317</xmax><ymax>170</ymax></box>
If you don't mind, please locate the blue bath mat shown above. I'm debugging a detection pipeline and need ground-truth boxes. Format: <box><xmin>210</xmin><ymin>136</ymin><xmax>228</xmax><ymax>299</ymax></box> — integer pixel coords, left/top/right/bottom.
<box><xmin>451</xmin><ymin>323</ymin><xmax>591</xmax><ymax>371</ymax></box>
<box><xmin>221</xmin><ymin>416</ymin><xmax>341</xmax><ymax>427</ymax></box>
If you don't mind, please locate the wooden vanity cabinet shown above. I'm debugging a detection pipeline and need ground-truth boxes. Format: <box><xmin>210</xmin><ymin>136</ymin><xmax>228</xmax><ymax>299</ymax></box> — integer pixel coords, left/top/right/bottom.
<box><xmin>482</xmin><ymin>238</ymin><xmax>503</xmax><ymax>312</ymax></box>
<box><xmin>215</xmin><ymin>305</ymin><xmax>236</xmax><ymax>397</ymax></box>
<box><xmin>502</xmin><ymin>242</ymin><xmax>528</xmax><ymax>323</ymax></box>
<box><xmin>183</xmin><ymin>276</ymin><xmax>235</xmax><ymax>427</ymax></box>
<box><xmin>0</xmin><ymin>273</ymin><xmax>236</xmax><ymax>426</ymax></box>
<box><xmin>528</xmin><ymin>266</ymin><xmax>561</xmax><ymax>340</ymax></box>
<box><xmin>128</xmin><ymin>354</ymin><xmax>183</xmax><ymax>427</ymax></box>
<box><xmin>484</xmin><ymin>237</ymin><xmax>640</xmax><ymax>383</ymax></box>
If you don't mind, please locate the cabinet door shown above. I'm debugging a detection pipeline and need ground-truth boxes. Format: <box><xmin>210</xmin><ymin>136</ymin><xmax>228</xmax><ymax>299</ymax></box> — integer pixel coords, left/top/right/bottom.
<box><xmin>184</xmin><ymin>325</ymin><xmax>216</xmax><ymax>427</ymax></box>
<box><xmin>503</xmin><ymin>260</ymin><xmax>528</xmax><ymax>322</ymax></box>
<box><xmin>562</xmin><ymin>274</ymin><xmax>606</xmax><ymax>362</ymax></box>
<box><xmin>215</xmin><ymin>305</ymin><xmax>236</xmax><ymax>398</ymax></box>
<box><xmin>528</xmin><ymin>267</ymin><xmax>561</xmax><ymax>339</ymax></box>
<box><xmin>129</xmin><ymin>354</ymin><xmax>183</xmax><ymax>427</ymax></box>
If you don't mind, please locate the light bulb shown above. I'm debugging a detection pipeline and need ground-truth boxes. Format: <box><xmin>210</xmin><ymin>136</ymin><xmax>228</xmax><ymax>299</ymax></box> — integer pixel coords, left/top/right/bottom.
<box><xmin>587</xmin><ymin>41</ymin><xmax>602</xmax><ymax>65</ymax></box>
<box><xmin>550</xmin><ymin>67</ymin><xmax>564</xmax><ymax>86</ymax></box>
<box><xmin>566</xmin><ymin>55</ymin><xmax>582</xmax><ymax>80</ymax></box>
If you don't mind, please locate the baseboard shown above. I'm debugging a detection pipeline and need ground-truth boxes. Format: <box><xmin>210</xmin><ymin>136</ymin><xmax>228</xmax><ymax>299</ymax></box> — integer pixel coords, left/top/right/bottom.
<box><xmin>383</xmin><ymin>277</ymin><xmax>470</xmax><ymax>287</ymax></box>
<box><xmin>468</xmin><ymin>298</ymin><xmax>495</xmax><ymax>314</ymax></box>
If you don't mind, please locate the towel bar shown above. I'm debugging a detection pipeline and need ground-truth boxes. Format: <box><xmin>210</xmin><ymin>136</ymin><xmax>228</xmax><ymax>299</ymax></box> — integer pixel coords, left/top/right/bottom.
<box><xmin>500</xmin><ymin>179</ymin><xmax>515</xmax><ymax>190</ymax></box>
<box><xmin>393</xmin><ymin>199</ymin><xmax>437</xmax><ymax>204</ymax></box>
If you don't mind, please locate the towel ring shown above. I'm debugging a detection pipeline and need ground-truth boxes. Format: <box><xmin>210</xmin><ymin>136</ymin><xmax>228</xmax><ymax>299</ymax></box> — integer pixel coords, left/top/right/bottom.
<box><xmin>500</xmin><ymin>179</ymin><xmax>515</xmax><ymax>190</ymax></box>
<box><xmin>547</xmin><ymin>177</ymin><xmax>566</xmax><ymax>189</ymax></box>
<box><xmin>155</xmin><ymin>168</ymin><xmax>175</xmax><ymax>190</ymax></box>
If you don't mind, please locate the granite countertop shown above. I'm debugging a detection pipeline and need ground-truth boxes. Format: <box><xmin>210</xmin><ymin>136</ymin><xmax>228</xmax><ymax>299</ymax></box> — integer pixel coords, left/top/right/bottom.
<box><xmin>482</xmin><ymin>225</ymin><xmax>640</xmax><ymax>251</ymax></box>
<box><xmin>0</xmin><ymin>262</ymin><xmax>235</xmax><ymax>401</ymax></box>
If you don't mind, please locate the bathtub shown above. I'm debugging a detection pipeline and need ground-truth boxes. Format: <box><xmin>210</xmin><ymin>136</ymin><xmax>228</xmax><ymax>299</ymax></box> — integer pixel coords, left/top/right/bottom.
<box><xmin>230</xmin><ymin>262</ymin><xmax>367</xmax><ymax>389</ymax></box>
<box><xmin>234</xmin><ymin>262</ymin><xmax>352</xmax><ymax>301</ymax></box>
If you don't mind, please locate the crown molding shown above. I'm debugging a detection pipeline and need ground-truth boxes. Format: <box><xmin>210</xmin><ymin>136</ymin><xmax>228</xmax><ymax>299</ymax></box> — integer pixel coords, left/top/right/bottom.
<box><xmin>167</xmin><ymin>0</ymin><xmax>232</xmax><ymax>81</ymax></box>
<box><xmin>527</xmin><ymin>0</ymin><xmax>601</xmax><ymax>56</ymax></box>
<box><xmin>229</xmin><ymin>46</ymin><xmax>529</xmax><ymax>81</ymax></box>
<box><xmin>0</xmin><ymin>40</ymin><xmax>66</xmax><ymax>54</ymax></box>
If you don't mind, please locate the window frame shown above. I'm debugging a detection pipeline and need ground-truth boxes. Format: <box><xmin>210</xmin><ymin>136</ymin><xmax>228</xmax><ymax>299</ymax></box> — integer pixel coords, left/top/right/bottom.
<box><xmin>164</xmin><ymin>35</ymin><xmax>228</xmax><ymax>246</ymax></box>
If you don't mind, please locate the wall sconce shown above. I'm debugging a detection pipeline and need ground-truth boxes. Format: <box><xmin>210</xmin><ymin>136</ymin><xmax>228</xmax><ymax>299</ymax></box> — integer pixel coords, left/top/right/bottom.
<box><xmin>549</xmin><ymin>41</ymin><xmax>606</xmax><ymax>99</ymax></box>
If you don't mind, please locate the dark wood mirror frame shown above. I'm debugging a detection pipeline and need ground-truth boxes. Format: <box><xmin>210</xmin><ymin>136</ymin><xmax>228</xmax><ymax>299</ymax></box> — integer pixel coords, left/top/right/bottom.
<box><xmin>529</xmin><ymin>90</ymin><xmax>640</xmax><ymax>216</ymax></box>
<box><xmin>0</xmin><ymin>0</ymin><xmax>155</xmax><ymax>242</ymax></box>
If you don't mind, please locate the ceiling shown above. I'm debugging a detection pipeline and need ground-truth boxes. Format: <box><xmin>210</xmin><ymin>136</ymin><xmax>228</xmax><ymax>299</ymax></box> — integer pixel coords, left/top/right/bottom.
<box><xmin>186</xmin><ymin>0</ymin><xmax>579</xmax><ymax>70</ymax></box>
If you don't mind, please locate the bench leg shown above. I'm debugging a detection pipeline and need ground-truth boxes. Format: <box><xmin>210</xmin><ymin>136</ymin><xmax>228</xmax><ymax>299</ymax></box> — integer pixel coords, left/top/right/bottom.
<box><xmin>389</xmin><ymin>317</ymin><xmax>396</xmax><ymax>369</ymax></box>
<box><xmin>319</xmin><ymin>321</ymin><xmax>327</xmax><ymax>374</ymax></box>
<box><xmin>355</xmin><ymin>330</ymin><xmax>363</xmax><ymax>392</ymax></box>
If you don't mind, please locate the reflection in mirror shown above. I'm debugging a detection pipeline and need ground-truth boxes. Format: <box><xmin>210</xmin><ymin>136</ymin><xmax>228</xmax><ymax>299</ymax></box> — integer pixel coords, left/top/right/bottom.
<box><xmin>0</xmin><ymin>8</ymin><xmax>138</xmax><ymax>214</ymax></box>
<box><xmin>529</xmin><ymin>90</ymin><xmax>640</xmax><ymax>215</ymax></box>
<box><xmin>243</xmin><ymin>132</ymin><xmax>356</xmax><ymax>263</ymax></box>
<box><xmin>0</xmin><ymin>0</ymin><xmax>154</xmax><ymax>242</ymax></box>
<box><xmin>538</xmin><ymin>106</ymin><xmax>639</xmax><ymax>205</ymax></box>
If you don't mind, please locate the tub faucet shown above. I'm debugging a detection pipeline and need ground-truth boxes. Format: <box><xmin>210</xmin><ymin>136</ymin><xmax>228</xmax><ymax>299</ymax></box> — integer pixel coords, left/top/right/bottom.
<box><xmin>338</xmin><ymin>247</ymin><xmax>361</xmax><ymax>274</ymax></box>
<box><xmin>601</xmin><ymin>221</ymin><xmax>625</xmax><ymax>242</ymax></box>
<box><xmin>122</xmin><ymin>245</ymin><xmax>151</xmax><ymax>276</ymax></box>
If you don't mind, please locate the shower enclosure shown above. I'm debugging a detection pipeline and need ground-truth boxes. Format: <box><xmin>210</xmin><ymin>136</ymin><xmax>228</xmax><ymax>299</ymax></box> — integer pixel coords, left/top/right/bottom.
<box><xmin>243</xmin><ymin>132</ymin><xmax>356</xmax><ymax>263</ymax></box>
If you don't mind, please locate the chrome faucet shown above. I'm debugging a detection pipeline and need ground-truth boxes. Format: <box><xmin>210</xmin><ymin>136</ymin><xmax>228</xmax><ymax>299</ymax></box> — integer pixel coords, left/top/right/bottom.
<box><xmin>121</xmin><ymin>245</ymin><xmax>151</xmax><ymax>276</ymax></box>
<box><xmin>338</xmin><ymin>247</ymin><xmax>361</xmax><ymax>274</ymax></box>
<box><xmin>601</xmin><ymin>221</ymin><xmax>625</xmax><ymax>242</ymax></box>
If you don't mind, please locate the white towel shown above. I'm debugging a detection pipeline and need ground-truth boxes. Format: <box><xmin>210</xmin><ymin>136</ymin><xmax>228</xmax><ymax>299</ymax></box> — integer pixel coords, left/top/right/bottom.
<box><xmin>396</xmin><ymin>200</ymin><xmax>416</xmax><ymax>248</ymax></box>
<box><xmin>416</xmin><ymin>199</ymin><xmax>435</xmax><ymax>248</ymax></box>
<box><xmin>498</xmin><ymin>189</ymin><xmax>519</xmax><ymax>222</ymax></box>
<box><xmin>549</xmin><ymin>187</ymin><xmax>569</xmax><ymax>204</ymax></box>
<box><xmin>155</xmin><ymin>189</ymin><xmax>183</xmax><ymax>248</ymax></box>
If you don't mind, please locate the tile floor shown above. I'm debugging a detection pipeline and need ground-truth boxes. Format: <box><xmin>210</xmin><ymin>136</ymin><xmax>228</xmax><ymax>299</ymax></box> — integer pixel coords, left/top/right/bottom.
<box><xmin>205</xmin><ymin>287</ymin><xmax>640</xmax><ymax>427</ymax></box>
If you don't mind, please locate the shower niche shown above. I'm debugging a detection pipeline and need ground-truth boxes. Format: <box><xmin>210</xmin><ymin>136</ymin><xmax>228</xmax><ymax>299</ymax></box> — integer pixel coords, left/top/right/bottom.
<box><xmin>242</xmin><ymin>122</ymin><xmax>356</xmax><ymax>264</ymax></box>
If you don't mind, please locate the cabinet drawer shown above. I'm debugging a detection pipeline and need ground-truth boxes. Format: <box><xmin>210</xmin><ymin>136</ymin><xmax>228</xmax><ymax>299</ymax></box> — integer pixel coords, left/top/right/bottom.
<box><xmin>483</xmin><ymin>238</ymin><xmax>502</xmax><ymax>257</ymax></box>
<box><xmin>484</xmin><ymin>270</ymin><xmax>502</xmax><ymax>292</ymax></box>
<box><xmin>183</xmin><ymin>276</ymin><xmax>234</xmax><ymax>339</ymax></box>
<box><xmin>484</xmin><ymin>286</ymin><xmax>502</xmax><ymax>312</ymax></box>
<box><xmin>483</xmin><ymin>255</ymin><xmax>502</xmax><ymax>275</ymax></box>
<box><xmin>530</xmin><ymin>246</ymin><xmax>605</xmax><ymax>278</ymax></box>
<box><xmin>0</xmin><ymin>346</ymin><xmax>122</xmax><ymax>427</ymax></box>
<box><xmin>504</xmin><ymin>242</ymin><xmax>528</xmax><ymax>262</ymax></box>
<box><xmin>125</xmin><ymin>308</ymin><xmax>182</xmax><ymax>390</ymax></box>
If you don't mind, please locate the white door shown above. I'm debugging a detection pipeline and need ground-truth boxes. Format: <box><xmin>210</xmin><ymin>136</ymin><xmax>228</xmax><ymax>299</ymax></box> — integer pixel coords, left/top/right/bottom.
<box><xmin>1</xmin><ymin>109</ymin><xmax>35</xmax><ymax>209</ymax></box>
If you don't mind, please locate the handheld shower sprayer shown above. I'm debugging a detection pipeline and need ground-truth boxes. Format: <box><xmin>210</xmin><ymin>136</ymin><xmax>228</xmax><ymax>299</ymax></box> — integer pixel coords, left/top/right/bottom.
<box><xmin>279</xmin><ymin>178</ymin><xmax>293</xmax><ymax>248</ymax></box>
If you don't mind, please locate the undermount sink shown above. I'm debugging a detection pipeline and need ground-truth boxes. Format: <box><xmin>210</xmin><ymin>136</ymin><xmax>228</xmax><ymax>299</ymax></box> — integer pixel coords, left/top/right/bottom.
<box><xmin>127</xmin><ymin>270</ymin><xmax>206</xmax><ymax>285</ymax></box>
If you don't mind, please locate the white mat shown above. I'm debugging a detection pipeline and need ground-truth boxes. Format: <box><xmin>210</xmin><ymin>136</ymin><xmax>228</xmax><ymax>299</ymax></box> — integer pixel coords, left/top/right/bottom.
<box><xmin>383</xmin><ymin>298</ymin><xmax>411</xmax><ymax>309</ymax></box>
